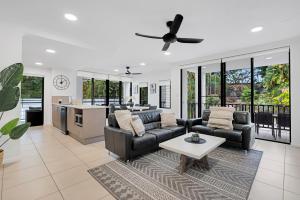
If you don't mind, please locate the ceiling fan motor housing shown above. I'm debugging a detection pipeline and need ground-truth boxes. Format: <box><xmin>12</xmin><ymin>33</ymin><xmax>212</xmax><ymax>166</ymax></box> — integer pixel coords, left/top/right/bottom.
<box><xmin>163</xmin><ymin>33</ymin><xmax>177</xmax><ymax>43</ymax></box>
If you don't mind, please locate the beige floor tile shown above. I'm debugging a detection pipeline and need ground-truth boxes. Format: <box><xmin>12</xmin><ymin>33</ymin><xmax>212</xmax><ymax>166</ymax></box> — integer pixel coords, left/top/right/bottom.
<box><xmin>77</xmin><ymin>150</ymin><xmax>109</xmax><ymax>163</ymax></box>
<box><xmin>284</xmin><ymin>191</ymin><xmax>300</xmax><ymax>200</ymax></box>
<box><xmin>38</xmin><ymin>192</ymin><xmax>64</xmax><ymax>200</ymax></box>
<box><xmin>101</xmin><ymin>194</ymin><xmax>116</xmax><ymax>200</ymax></box>
<box><xmin>284</xmin><ymin>175</ymin><xmax>300</xmax><ymax>195</ymax></box>
<box><xmin>39</xmin><ymin>150</ymin><xmax>76</xmax><ymax>163</ymax></box>
<box><xmin>285</xmin><ymin>163</ymin><xmax>300</xmax><ymax>179</ymax></box>
<box><xmin>255</xmin><ymin>168</ymin><xmax>284</xmax><ymax>189</ymax></box>
<box><xmin>61</xmin><ymin>178</ymin><xmax>109</xmax><ymax>200</ymax></box>
<box><xmin>86</xmin><ymin>156</ymin><xmax>114</xmax><ymax>168</ymax></box>
<box><xmin>52</xmin><ymin>165</ymin><xmax>90</xmax><ymax>189</ymax></box>
<box><xmin>248</xmin><ymin>180</ymin><xmax>283</xmax><ymax>200</ymax></box>
<box><xmin>2</xmin><ymin>176</ymin><xmax>58</xmax><ymax>200</ymax></box>
<box><xmin>259</xmin><ymin>157</ymin><xmax>284</xmax><ymax>174</ymax></box>
<box><xmin>3</xmin><ymin>164</ymin><xmax>49</xmax><ymax>189</ymax></box>
<box><xmin>46</xmin><ymin>156</ymin><xmax>84</xmax><ymax>174</ymax></box>
<box><xmin>68</xmin><ymin>145</ymin><xmax>100</xmax><ymax>155</ymax></box>
<box><xmin>3</xmin><ymin>155</ymin><xmax>44</xmax><ymax>174</ymax></box>
<box><xmin>285</xmin><ymin>154</ymin><xmax>300</xmax><ymax>166</ymax></box>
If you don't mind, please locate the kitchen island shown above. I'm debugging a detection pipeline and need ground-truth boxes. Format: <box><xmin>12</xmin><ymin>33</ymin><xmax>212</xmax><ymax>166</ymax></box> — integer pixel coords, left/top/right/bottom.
<box><xmin>52</xmin><ymin>104</ymin><xmax>107</xmax><ymax>144</ymax></box>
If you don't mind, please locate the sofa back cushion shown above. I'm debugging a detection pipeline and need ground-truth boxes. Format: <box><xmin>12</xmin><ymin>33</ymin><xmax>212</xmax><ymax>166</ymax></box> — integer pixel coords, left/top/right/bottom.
<box><xmin>132</xmin><ymin>110</ymin><xmax>162</xmax><ymax>124</ymax></box>
<box><xmin>202</xmin><ymin>110</ymin><xmax>211</xmax><ymax>121</ymax></box>
<box><xmin>108</xmin><ymin>109</ymin><xmax>163</xmax><ymax>130</ymax></box>
<box><xmin>233</xmin><ymin>111</ymin><xmax>250</xmax><ymax>124</ymax></box>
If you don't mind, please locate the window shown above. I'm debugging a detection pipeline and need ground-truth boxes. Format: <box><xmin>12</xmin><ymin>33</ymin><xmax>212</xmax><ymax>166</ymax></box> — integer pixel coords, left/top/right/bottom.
<box><xmin>82</xmin><ymin>78</ymin><xmax>92</xmax><ymax>105</ymax></box>
<box><xmin>159</xmin><ymin>80</ymin><xmax>171</xmax><ymax>108</ymax></box>
<box><xmin>139</xmin><ymin>87</ymin><xmax>148</xmax><ymax>105</ymax></box>
<box><xmin>94</xmin><ymin>79</ymin><xmax>106</xmax><ymax>105</ymax></box>
<box><xmin>109</xmin><ymin>80</ymin><xmax>120</xmax><ymax>104</ymax></box>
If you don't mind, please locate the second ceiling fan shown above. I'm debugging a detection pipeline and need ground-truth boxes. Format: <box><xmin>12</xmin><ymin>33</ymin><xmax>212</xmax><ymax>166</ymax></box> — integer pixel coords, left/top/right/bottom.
<box><xmin>135</xmin><ymin>14</ymin><xmax>204</xmax><ymax>51</ymax></box>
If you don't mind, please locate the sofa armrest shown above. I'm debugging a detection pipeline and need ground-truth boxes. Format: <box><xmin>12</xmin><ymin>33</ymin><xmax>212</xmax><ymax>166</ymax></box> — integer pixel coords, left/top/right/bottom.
<box><xmin>241</xmin><ymin>123</ymin><xmax>255</xmax><ymax>150</ymax></box>
<box><xmin>176</xmin><ymin>119</ymin><xmax>186</xmax><ymax>127</ymax></box>
<box><xmin>104</xmin><ymin>126</ymin><xmax>133</xmax><ymax>160</ymax></box>
<box><xmin>187</xmin><ymin>118</ymin><xmax>202</xmax><ymax>132</ymax></box>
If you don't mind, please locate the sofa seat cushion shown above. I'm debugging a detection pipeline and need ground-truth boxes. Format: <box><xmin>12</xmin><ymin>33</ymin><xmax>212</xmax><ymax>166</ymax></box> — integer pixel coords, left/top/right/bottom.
<box><xmin>163</xmin><ymin>126</ymin><xmax>185</xmax><ymax>138</ymax></box>
<box><xmin>132</xmin><ymin>133</ymin><xmax>157</xmax><ymax>150</ymax></box>
<box><xmin>146</xmin><ymin>128</ymin><xmax>173</xmax><ymax>142</ymax></box>
<box><xmin>191</xmin><ymin>125</ymin><xmax>214</xmax><ymax>135</ymax></box>
<box><xmin>214</xmin><ymin>129</ymin><xmax>242</xmax><ymax>142</ymax></box>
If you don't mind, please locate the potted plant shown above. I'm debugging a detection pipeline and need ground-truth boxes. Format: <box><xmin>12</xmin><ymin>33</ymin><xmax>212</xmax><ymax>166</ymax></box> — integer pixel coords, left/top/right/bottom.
<box><xmin>0</xmin><ymin>63</ymin><xmax>30</xmax><ymax>165</ymax></box>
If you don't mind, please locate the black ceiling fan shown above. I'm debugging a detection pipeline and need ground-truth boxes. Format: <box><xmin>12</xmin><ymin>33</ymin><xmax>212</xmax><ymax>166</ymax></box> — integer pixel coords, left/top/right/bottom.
<box><xmin>135</xmin><ymin>14</ymin><xmax>204</xmax><ymax>51</ymax></box>
<box><xmin>124</xmin><ymin>66</ymin><xmax>142</xmax><ymax>75</ymax></box>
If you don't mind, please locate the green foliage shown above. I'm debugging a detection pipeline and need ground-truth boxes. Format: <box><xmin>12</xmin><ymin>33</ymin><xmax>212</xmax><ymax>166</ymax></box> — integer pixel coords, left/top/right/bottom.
<box><xmin>9</xmin><ymin>123</ymin><xmax>30</xmax><ymax>140</ymax></box>
<box><xmin>0</xmin><ymin>86</ymin><xmax>20</xmax><ymax>112</ymax></box>
<box><xmin>187</xmin><ymin>71</ymin><xmax>196</xmax><ymax>118</ymax></box>
<box><xmin>21</xmin><ymin>76</ymin><xmax>43</xmax><ymax>98</ymax></box>
<box><xmin>0</xmin><ymin>63</ymin><xmax>23</xmax><ymax>88</ymax></box>
<box><xmin>206</xmin><ymin>96</ymin><xmax>220</xmax><ymax>106</ymax></box>
<box><xmin>0</xmin><ymin>63</ymin><xmax>29</xmax><ymax>148</ymax></box>
<box><xmin>0</xmin><ymin>118</ymin><xmax>19</xmax><ymax>135</ymax></box>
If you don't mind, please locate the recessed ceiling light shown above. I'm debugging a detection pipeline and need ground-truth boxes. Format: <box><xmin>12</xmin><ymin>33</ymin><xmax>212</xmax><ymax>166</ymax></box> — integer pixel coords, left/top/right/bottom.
<box><xmin>251</xmin><ymin>26</ymin><xmax>263</xmax><ymax>33</ymax></box>
<box><xmin>139</xmin><ymin>62</ymin><xmax>146</xmax><ymax>66</ymax></box>
<box><xmin>266</xmin><ymin>57</ymin><xmax>272</xmax><ymax>60</ymax></box>
<box><xmin>114</xmin><ymin>69</ymin><xmax>119</xmax><ymax>72</ymax></box>
<box><xmin>35</xmin><ymin>62</ymin><xmax>43</xmax><ymax>66</ymax></box>
<box><xmin>64</xmin><ymin>13</ymin><xmax>78</xmax><ymax>21</ymax></box>
<box><xmin>46</xmin><ymin>49</ymin><xmax>56</xmax><ymax>54</ymax></box>
<box><xmin>163</xmin><ymin>51</ymin><xmax>171</xmax><ymax>55</ymax></box>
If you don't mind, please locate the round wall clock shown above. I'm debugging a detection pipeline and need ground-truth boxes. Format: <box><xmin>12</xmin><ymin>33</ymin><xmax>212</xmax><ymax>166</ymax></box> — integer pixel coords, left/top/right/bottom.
<box><xmin>53</xmin><ymin>75</ymin><xmax>70</xmax><ymax>90</ymax></box>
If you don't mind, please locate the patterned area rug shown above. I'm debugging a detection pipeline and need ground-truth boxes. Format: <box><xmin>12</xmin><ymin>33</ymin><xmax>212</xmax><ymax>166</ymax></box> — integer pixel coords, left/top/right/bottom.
<box><xmin>88</xmin><ymin>147</ymin><xmax>262</xmax><ymax>200</ymax></box>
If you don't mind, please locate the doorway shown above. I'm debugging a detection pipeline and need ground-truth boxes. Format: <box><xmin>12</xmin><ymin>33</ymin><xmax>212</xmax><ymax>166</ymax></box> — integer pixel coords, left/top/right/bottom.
<box><xmin>20</xmin><ymin>75</ymin><xmax>44</xmax><ymax>126</ymax></box>
<box><xmin>139</xmin><ymin>87</ymin><xmax>148</xmax><ymax>105</ymax></box>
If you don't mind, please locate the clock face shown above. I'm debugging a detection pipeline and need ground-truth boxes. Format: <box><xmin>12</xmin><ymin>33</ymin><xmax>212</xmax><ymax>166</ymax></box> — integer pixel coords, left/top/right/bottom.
<box><xmin>53</xmin><ymin>75</ymin><xmax>70</xmax><ymax>90</ymax></box>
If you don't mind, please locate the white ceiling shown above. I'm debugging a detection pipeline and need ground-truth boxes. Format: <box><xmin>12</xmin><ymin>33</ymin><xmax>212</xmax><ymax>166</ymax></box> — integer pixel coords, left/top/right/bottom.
<box><xmin>1</xmin><ymin>0</ymin><xmax>300</xmax><ymax>73</ymax></box>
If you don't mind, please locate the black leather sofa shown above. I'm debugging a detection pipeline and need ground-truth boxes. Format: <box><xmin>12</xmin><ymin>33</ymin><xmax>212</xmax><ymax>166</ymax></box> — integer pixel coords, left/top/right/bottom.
<box><xmin>104</xmin><ymin>110</ymin><xmax>186</xmax><ymax>161</ymax></box>
<box><xmin>187</xmin><ymin>110</ymin><xmax>255</xmax><ymax>150</ymax></box>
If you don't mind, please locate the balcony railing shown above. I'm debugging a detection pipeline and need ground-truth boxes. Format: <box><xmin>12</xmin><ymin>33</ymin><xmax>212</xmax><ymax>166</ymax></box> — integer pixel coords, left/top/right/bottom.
<box><xmin>20</xmin><ymin>98</ymin><xmax>42</xmax><ymax>121</ymax></box>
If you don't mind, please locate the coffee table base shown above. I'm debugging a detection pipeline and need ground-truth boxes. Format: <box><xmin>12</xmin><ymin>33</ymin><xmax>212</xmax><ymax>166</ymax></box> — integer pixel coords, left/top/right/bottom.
<box><xmin>179</xmin><ymin>155</ymin><xmax>209</xmax><ymax>174</ymax></box>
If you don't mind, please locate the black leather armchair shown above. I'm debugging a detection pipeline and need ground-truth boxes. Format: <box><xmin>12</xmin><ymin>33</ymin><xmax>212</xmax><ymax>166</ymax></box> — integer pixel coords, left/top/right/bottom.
<box><xmin>187</xmin><ymin>110</ymin><xmax>255</xmax><ymax>150</ymax></box>
<box><xmin>104</xmin><ymin>110</ymin><xmax>187</xmax><ymax>161</ymax></box>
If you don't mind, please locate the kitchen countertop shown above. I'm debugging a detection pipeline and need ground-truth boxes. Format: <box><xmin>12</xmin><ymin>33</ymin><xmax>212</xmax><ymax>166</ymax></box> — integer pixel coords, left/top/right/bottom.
<box><xmin>52</xmin><ymin>103</ymin><xmax>108</xmax><ymax>109</ymax></box>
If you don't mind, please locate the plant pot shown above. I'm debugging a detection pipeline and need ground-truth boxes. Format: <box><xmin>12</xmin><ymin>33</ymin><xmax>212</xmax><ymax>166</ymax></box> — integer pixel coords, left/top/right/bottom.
<box><xmin>0</xmin><ymin>149</ymin><xmax>3</xmax><ymax>166</ymax></box>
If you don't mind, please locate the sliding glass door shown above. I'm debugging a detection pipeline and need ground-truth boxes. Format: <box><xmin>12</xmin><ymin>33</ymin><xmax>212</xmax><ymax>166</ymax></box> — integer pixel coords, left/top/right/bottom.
<box><xmin>82</xmin><ymin>78</ymin><xmax>92</xmax><ymax>105</ymax></box>
<box><xmin>181</xmin><ymin>48</ymin><xmax>291</xmax><ymax>144</ymax></box>
<box><xmin>253</xmin><ymin>51</ymin><xmax>290</xmax><ymax>143</ymax></box>
<box><xmin>225</xmin><ymin>59</ymin><xmax>251</xmax><ymax>111</ymax></box>
<box><xmin>201</xmin><ymin>63</ymin><xmax>221</xmax><ymax>112</ymax></box>
<box><xmin>94</xmin><ymin>79</ymin><xmax>106</xmax><ymax>105</ymax></box>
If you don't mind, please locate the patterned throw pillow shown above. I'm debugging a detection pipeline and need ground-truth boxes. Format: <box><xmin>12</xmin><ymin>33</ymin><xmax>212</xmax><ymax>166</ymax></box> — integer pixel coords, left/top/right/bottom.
<box><xmin>114</xmin><ymin>110</ymin><xmax>134</xmax><ymax>135</ymax></box>
<box><xmin>207</xmin><ymin>107</ymin><xmax>235</xmax><ymax>130</ymax></box>
<box><xmin>130</xmin><ymin>115</ymin><xmax>145</xmax><ymax>136</ymax></box>
<box><xmin>160</xmin><ymin>112</ymin><xmax>177</xmax><ymax>127</ymax></box>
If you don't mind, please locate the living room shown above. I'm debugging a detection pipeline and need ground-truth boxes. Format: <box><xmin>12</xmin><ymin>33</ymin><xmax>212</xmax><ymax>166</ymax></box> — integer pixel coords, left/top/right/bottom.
<box><xmin>0</xmin><ymin>1</ymin><xmax>300</xmax><ymax>200</ymax></box>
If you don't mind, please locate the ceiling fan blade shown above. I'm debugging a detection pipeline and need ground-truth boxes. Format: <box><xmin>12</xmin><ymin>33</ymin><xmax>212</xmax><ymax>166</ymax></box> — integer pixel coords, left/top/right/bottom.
<box><xmin>131</xmin><ymin>73</ymin><xmax>142</xmax><ymax>75</ymax></box>
<box><xmin>135</xmin><ymin>33</ymin><xmax>162</xmax><ymax>39</ymax></box>
<box><xmin>170</xmin><ymin>14</ymin><xmax>183</xmax><ymax>34</ymax></box>
<box><xmin>177</xmin><ymin>38</ymin><xmax>204</xmax><ymax>43</ymax></box>
<box><xmin>162</xmin><ymin>43</ymin><xmax>170</xmax><ymax>51</ymax></box>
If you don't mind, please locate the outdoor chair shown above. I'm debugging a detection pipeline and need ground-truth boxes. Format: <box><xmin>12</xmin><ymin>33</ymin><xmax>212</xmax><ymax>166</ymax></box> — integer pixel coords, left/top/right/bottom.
<box><xmin>254</xmin><ymin>112</ymin><xmax>275</xmax><ymax>137</ymax></box>
<box><xmin>277</xmin><ymin>113</ymin><xmax>291</xmax><ymax>137</ymax></box>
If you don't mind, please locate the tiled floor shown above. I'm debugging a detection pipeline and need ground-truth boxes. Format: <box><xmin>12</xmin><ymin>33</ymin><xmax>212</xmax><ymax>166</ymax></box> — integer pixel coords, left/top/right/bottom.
<box><xmin>1</xmin><ymin>126</ymin><xmax>300</xmax><ymax>200</ymax></box>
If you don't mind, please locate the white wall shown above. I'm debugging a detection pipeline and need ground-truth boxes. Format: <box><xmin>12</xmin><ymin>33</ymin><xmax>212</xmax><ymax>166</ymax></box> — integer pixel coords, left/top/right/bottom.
<box><xmin>133</xmin><ymin>70</ymin><xmax>172</xmax><ymax>110</ymax></box>
<box><xmin>172</xmin><ymin>36</ymin><xmax>300</xmax><ymax>147</ymax></box>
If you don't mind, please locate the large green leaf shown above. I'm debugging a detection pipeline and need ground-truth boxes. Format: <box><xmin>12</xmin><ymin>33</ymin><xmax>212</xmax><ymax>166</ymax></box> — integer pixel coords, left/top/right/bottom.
<box><xmin>9</xmin><ymin>122</ymin><xmax>30</xmax><ymax>140</ymax></box>
<box><xmin>0</xmin><ymin>86</ymin><xmax>20</xmax><ymax>112</ymax></box>
<box><xmin>0</xmin><ymin>118</ymin><xmax>19</xmax><ymax>135</ymax></box>
<box><xmin>0</xmin><ymin>63</ymin><xmax>23</xmax><ymax>88</ymax></box>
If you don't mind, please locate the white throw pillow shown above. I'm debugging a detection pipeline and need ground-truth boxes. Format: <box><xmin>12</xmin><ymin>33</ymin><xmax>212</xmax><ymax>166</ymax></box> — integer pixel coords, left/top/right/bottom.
<box><xmin>130</xmin><ymin>115</ymin><xmax>145</xmax><ymax>137</ymax></box>
<box><xmin>160</xmin><ymin>112</ymin><xmax>177</xmax><ymax>127</ymax></box>
<box><xmin>114</xmin><ymin>110</ymin><xmax>134</xmax><ymax>134</ymax></box>
<box><xmin>207</xmin><ymin>107</ymin><xmax>235</xmax><ymax>130</ymax></box>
